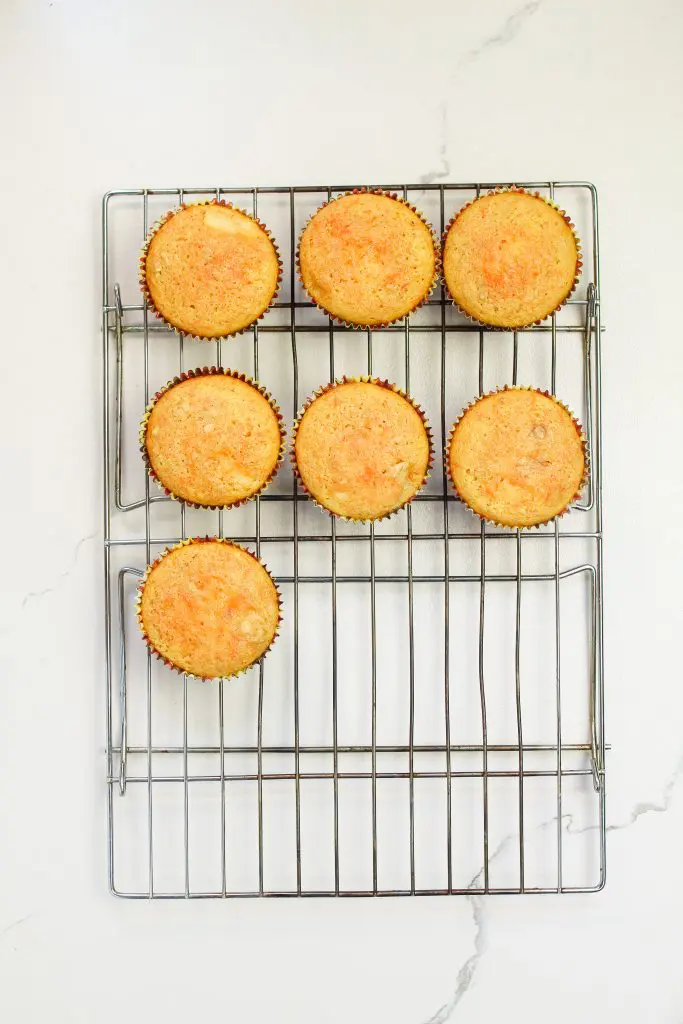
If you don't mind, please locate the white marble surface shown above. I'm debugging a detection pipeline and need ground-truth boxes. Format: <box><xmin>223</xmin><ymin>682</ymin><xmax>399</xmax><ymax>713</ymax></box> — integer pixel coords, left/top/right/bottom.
<box><xmin>2</xmin><ymin>0</ymin><xmax>683</xmax><ymax>1020</ymax></box>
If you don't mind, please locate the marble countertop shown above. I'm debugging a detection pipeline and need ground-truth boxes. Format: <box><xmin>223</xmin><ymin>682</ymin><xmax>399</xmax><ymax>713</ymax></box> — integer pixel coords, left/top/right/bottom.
<box><xmin>2</xmin><ymin>0</ymin><xmax>683</xmax><ymax>1020</ymax></box>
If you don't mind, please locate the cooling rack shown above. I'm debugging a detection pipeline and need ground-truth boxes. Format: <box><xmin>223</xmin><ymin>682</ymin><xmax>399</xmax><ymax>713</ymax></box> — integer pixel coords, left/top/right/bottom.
<box><xmin>102</xmin><ymin>181</ymin><xmax>605</xmax><ymax>898</ymax></box>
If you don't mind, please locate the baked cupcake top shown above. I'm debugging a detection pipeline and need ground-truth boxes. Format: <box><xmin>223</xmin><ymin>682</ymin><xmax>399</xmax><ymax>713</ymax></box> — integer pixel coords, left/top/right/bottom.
<box><xmin>448</xmin><ymin>388</ymin><xmax>586</xmax><ymax>527</ymax></box>
<box><xmin>293</xmin><ymin>378</ymin><xmax>432</xmax><ymax>521</ymax></box>
<box><xmin>298</xmin><ymin>191</ymin><xmax>437</xmax><ymax>326</ymax></box>
<box><xmin>442</xmin><ymin>190</ymin><xmax>580</xmax><ymax>329</ymax></box>
<box><xmin>142</xmin><ymin>369</ymin><xmax>283</xmax><ymax>508</ymax></box>
<box><xmin>142</xmin><ymin>201</ymin><xmax>280</xmax><ymax>338</ymax></box>
<box><xmin>138</xmin><ymin>538</ymin><xmax>280</xmax><ymax>680</ymax></box>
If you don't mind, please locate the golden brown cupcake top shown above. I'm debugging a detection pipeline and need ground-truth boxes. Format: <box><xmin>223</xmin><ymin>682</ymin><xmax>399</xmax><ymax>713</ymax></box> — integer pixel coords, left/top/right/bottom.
<box><xmin>138</xmin><ymin>539</ymin><xmax>280</xmax><ymax>679</ymax></box>
<box><xmin>298</xmin><ymin>191</ymin><xmax>437</xmax><ymax>326</ymax></box>
<box><xmin>443</xmin><ymin>190</ymin><xmax>579</xmax><ymax>328</ymax></box>
<box><xmin>448</xmin><ymin>388</ymin><xmax>586</xmax><ymax>527</ymax></box>
<box><xmin>142</xmin><ymin>370</ymin><xmax>283</xmax><ymax>508</ymax></box>
<box><xmin>143</xmin><ymin>202</ymin><xmax>280</xmax><ymax>338</ymax></box>
<box><xmin>294</xmin><ymin>379</ymin><xmax>432</xmax><ymax>521</ymax></box>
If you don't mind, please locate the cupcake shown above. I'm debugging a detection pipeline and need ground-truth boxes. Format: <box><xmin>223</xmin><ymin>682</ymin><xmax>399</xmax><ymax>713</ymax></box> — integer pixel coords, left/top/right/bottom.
<box><xmin>442</xmin><ymin>188</ymin><xmax>581</xmax><ymax>329</ymax></box>
<box><xmin>447</xmin><ymin>387</ymin><xmax>586</xmax><ymax>528</ymax></box>
<box><xmin>141</xmin><ymin>200</ymin><xmax>281</xmax><ymax>339</ymax></box>
<box><xmin>298</xmin><ymin>190</ymin><xmax>438</xmax><ymax>327</ymax></box>
<box><xmin>293</xmin><ymin>377</ymin><xmax>432</xmax><ymax>521</ymax></box>
<box><xmin>137</xmin><ymin>538</ymin><xmax>281</xmax><ymax>680</ymax></box>
<box><xmin>141</xmin><ymin>368</ymin><xmax>284</xmax><ymax>508</ymax></box>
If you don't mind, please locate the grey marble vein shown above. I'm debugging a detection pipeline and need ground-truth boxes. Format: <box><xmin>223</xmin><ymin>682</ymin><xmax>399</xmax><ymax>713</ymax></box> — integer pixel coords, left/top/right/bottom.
<box><xmin>568</xmin><ymin>751</ymin><xmax>683</xmax><ymax>836</ymax></box>
<box><xmin>422</xmin><ymin>833</ymin><xmax>514</xmax><ymax>1023</ymax></box>
<box><xmin>21</xmin><ymin>531</ymin><xmax>97</xmax><ymax>610</ymax></box>
<box><xmin>423</xmin><ymin>817</ymin><xmax>567</xmax><ymax>1022</ymax></box>
<box><xmin>419</xmin><ymin>103</ymin><xmax>451</xmax><ymax>185</ymax></box>
<box><xmin>422</xmin><ymin>817</ymin><xmax>561</xmax><ymax>1023</ymax></box>
<box><xmin>0</xmin><ymin>915</ymin><xmax>31</xmax><ymax>943</ymax></box>
<box><xmin>460</xmin><ymin>0</ymin><xmax>545</xmax><ymax>68</ymax></box>
<box><xmin>419</xmin><ymin>1</ymin><xmax>545</xmax><ymax>186</ymax></box>
<box><xmin>424</xmin><ymin>895</ymin><xmax>486</xmax><ymax>1024</ymax></box>
<box><xmin>422</xmin><ymin>752</ymin><xmax>683</xmax><ymax>1023</ymax></box>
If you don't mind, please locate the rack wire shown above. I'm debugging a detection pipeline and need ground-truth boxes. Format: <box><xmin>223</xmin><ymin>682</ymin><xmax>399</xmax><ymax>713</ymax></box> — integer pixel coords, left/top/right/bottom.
<box><xmin>102</xmin><ymin>181</ymin><xmax>605</xmax><ymax>898</ymax></box>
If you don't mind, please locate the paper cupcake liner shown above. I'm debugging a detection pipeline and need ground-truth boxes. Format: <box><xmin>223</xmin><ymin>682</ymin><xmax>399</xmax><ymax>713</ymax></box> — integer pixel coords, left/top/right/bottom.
<box><xmin>139</xmin><ymin>366</ymin><xmax>286</xmax><ymax>510</ymax></box>
<box><xmin>291</xmin><ymin>376</ymin><xmax>434</xmax><ymax>524</ymax></box>
<box><xmin>139</xmin><ymin>199</ymin><xmax>283</xmax><ymax>342</ymax></box>
<box><xmin>296</xmin><ymin>188</ymin><xmax>441</xmax><ymax>330</ymax></box>
<box><xmin>441</xmin><ymin>186</ymin><xmax>583</xmax><ymax>331</ymax></box>
<box><xmin>136</xmin><ymin>536</ymin><xmax>283</xmax><ymax>682</ymax></box>
<box><xmin>445</xmin><ymin>385</ymin><xmax>589</xmax><ymax>530</ymax></box>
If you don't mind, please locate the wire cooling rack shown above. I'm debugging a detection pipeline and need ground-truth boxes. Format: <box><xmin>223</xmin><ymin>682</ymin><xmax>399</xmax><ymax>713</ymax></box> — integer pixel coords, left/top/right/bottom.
<box><xmin>102</xmin><ymin>181</ymin><xmax>605</xmax><ymax>898</ymax></box>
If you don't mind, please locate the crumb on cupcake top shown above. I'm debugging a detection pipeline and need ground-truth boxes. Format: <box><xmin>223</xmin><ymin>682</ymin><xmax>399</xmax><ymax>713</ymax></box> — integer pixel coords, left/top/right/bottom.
<box><xmin>298</xmin><ymin>192</ymin><xmax>436</xmax><ymax>326</ymax></box>
<box><xmin>448</xmin><ymin>388</ymin><xmax>585</xmax><ymax>527</ymax></box>
<box><xmin>139</xmin><ymin>540</ymin><xmax>280</xmax><ymax>679</ymax></box>
<box><xmin>443</xmin><ymin>191</ymin><xmax>579</xmax><ymax>328</ymax></box>
<box><xmin>144</xmin><ymin>202</ymin><xmax>280</xmax><ymax>338</ymax></box>
<box><xmin>294</xmin><ymin>379</ymin><xmax>431</xmax><ymax>520</ymax></box>
<box><xmin>144</xmin><ymin>372</ymin><xmax>282</xmax><ymax>507</ymax></box>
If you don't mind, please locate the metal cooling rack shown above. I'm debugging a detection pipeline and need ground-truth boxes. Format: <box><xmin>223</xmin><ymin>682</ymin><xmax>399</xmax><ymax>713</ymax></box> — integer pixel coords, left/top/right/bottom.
<box><xmin>102</xmin><ymin>181</ymin><xmax>605</xmax><ymax>898</ymax></box>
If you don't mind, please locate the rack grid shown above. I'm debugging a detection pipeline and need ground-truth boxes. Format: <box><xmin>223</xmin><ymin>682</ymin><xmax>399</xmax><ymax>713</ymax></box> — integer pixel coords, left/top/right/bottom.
<box><xmin>102</xmin><ymin>181</ymin><xmax>605</xmax><ymax>898</ymax></box>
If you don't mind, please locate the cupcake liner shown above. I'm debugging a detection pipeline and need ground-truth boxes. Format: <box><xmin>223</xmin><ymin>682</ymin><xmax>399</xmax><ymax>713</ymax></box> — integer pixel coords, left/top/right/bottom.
<box><xmin>139</xmin><ymin>366</ymin><xmax>286</xmax><ymax>510</ymax></box>
<box><xmin>296</xmin><ymin>188</ymin><xmax>441</xmax><ymax>330</ymax></box>
<box><xmin>445</xmin><ymin>385</ymin><xmax>589</xmax><ymax>530</ymax></box>
<box><xmin>136</xmin><ymin>536</ymin><xmax>283</xmax><ymax>682</ymax></box>
<box><xmin>139</xmin><ymin>199</ymin><xmax>283</xmax><ymax>342</ymax></box>
<box><xmin>291</xmin><ymin>375</ymin><xmax>434</xmax><ymax>524</ymax></box>
<box><xmin>441</xmin><ymin>186</ymin><xmax>583</xmax><ymax>331</ymax></box>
